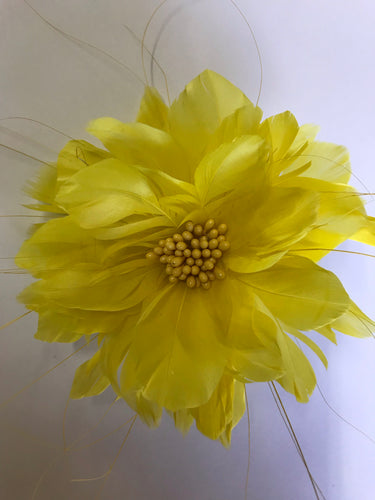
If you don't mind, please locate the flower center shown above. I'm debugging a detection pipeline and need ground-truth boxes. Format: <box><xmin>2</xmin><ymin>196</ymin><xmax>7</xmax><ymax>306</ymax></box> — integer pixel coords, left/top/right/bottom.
<box><xmin>146</xmin><ymin>219</ymin><xmax>230</xmax><ymax>290</ymax></box>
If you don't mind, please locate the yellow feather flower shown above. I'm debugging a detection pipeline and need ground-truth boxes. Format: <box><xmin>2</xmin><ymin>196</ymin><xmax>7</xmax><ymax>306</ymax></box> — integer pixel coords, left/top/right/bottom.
<box><xmin>15</xmin><ymin>69</ymin><xmax>375</xmax><ymax>445</ymax></box>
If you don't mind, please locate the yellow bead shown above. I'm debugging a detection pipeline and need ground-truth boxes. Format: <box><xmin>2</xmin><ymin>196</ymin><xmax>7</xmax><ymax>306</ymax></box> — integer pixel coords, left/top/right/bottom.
<box><xmin>208</xmin><ymin>228</ymin><xmax>218</xmax><ymax>239</ymax></box>
<box><xmin>195</xmin><ymin>259</ymin><xmax>203</xmax><ymax>267</ymax></box>
<box><xmin>182</xmin><ymin>265</ymin><xmax>192</xmax><ymax>275</ymax></box>
<box><xmin>191</xmin><ymin>249</ymin><xmax>201</xmax><ymax>259</ymax></box>
<box><xmin>204</xmin><ymin>218</ymin><xmax>215</xmax><ymax>232</ymax></box>
<box><xmin>176</xmin><ymin>241</ymin><xmax>187</xmax><ymax>251</ymax></box>
<box><xmin>173</xmin><ymin>233</ymin><xmax>183</xmax><ymax>242</ymax></box>
<box><xmin>160</xmin><ymin>255</ymin><xmax>168</xmax><ymax>263</ymax></box>
<box><xmin>146</xmin><ymin>251</ymin><xmax>158</xmax><ymax>260</ymax></box>
<box><xmin>186</xmin><ymin>257</ymin><xmax>194</xmax><ymax>266</ymax></box>
<box><xmin>201</xmin><ymin>281</ymin><xmax>211</xmax><ymax>290</ymax></box>
<box><xmin>214</xmin><ymin>268</ymin><xmax>226</xmax><ymax>280</ymax></box>
<box><xmin>217</xmin><ymin>235</ymin><xmax>226</xmax><ymax>243</ymax></box>
<box><xmin>211</xmin><ymin>249</ymin><xmax>222</xmax><ymax>259</ymax></box>
<box><xmin>199</xmin><ymin>271</ymin><xmax>208</xmax><ymax>283</ymax></box>
<box><xmin>191</xmin><ymin>265</ymin><xmax>200</xmax><ymax>275</ymax></box>
<box><xmin>199</xmin><ymin>239</ymin><xmax>209</xmax><ymax>249</ymax></box>
<box><xmin>166</xmin><ymin>265</ymin><xmax>173</xmax><ymax>275</ymax></box>
<box><xmin>185</xmin><ymin>221</ymin><xmax>194</xmax><ymax>232</ymax></box>
<box><xmin>218</xmin><ymin>223</ymin><xmax>227</xmax><ymax>234</ymax></box>
<box><xmin>182</xmin><ymin>231</ymin><xmax>193</xmax><ymax>241</ymax></box>
<box><xmin>183</xmin><ymin>248</ymin><xmax>192</xmax><ymax>257</ymax></box>
<box><xmin>153</xmin><ymin>246</ymin><xmax>163</xmax><ymax>256</ymax></box>
<box><xmin>179</xmin><ymin>273</ymin><xmax>187</xmax><ymax>280</ymax></box>
<box><xmin>218</xmin><ymin>240</ymin><xmax>230</xmax><ymax>252</ymax></box>
<box><xmin>193</xmin><ymin>224</ymin><xmax>203</xmax><ymax>236</ymax></box>
<box><xmin>172</xmin><ymin>266</ymin><xmax>183</xmax><ymax>277</ymax></box>
<box><xmin>169</xmin><ymin>275</ymin><xmax>178</xmax><ymax>283</ymax></box>
<box><xmin>202</xmin><ymin>249</ymin><xmax>211</xmax><ymax>258</ymax></box>
<box><xmin>165</xmin><ymin>241</ymin><xmax>176</xmax><ymax>251</ymax></box>
<box><xmin>191</xmin><ymin>238</ymin><xmax>200</xmax><ymax>248</ymax></box>
<box><xmin>158</xmin><ymin>239</ymin><xmax>166</xmax><ymax>247</ymax></box>
<box><xmin>175</xmin><ymin>250</ymin><xmax>183</xmax><ymax>256</ymax></box>
<box><xmin>208</xmin><ymin>239</ymin><xmax>218</xmax><ymax>249</ymax></box>
<box><xmin>186</xmin><ymin>276</ymin><xmax>196</xmax><ymax>288</ymax></box>
<box><xmin>204</xmin><ymin>260</ymin><xmax>214</xmax><ymax>270</ymax></box>
<box><xmin>171</xmin><ymin>256</ymin><xmax>184</xmax><ymax>267</ymax></box>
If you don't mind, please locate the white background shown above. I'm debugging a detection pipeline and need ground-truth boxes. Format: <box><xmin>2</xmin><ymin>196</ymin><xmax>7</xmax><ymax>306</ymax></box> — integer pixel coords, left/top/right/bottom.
<box><xmin>0</xmin><ymin>1</ymin><xmax>374</xmax><ymax>499</ymax></box>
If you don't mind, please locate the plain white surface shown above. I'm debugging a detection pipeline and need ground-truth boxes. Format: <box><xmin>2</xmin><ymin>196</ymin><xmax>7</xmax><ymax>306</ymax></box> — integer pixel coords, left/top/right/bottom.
<box><xmin>0</xmin><ymin>1</ymin><xmax>374</xmax><ymax>499</ymax></box>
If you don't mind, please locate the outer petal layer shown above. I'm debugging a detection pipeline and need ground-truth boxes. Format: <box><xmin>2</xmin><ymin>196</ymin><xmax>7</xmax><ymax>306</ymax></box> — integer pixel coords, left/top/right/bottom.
<box><xmin>237</xmin><ymin>255</ymin><xmax>350</xmax><ymax>330</ymax></box>
<box><xmin>190</xmin><ymin>374</ymin><xmax>245</xmax><ymax>443</ymax></box>
<box><xmin>225</xmin><ymin>187</ymin><xmax>319</xmax><ymax>273</ymax></box>
<box><xmin>87</xmin><ymin>118</ymin><xmax>190</xmax><ymax>180</ymax></box>
<box><xmin>168</xmin><ymin>70</ymin><xmax>251</xmax><ymax>166</ymax></box>
<box><xmin>120</xmin><ymin>284</ymin><xmax>228</xmax><ymax>411</ymax></box>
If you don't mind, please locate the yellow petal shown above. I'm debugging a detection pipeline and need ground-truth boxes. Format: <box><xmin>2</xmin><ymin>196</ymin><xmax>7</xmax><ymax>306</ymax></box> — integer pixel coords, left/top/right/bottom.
<box><xmin>138</xmin><ymin>165</ymin><xmax>197</xmax><ymax>198</ymax></box>
<box><xmin>190</xmin><ymin>373</ymin><xmax>243</xmax><ymax>442</ymax></box>
<box><xmin>259</xmin><ymin>111</ymin><xmax>299</xmax><ymax>162</ymax></box>
<box><xmin>352</xmin><ymin>216</ymin><xmax>375</xmax><ymax>246</ymax></box>
<box><xmin>87</xmin><ymin>118</ymin><xmax>190</xmax><ymax>180</ymax></box>
<box><xmin>100</xmin><ymin>310</ymin><xmax>141</xmax><ymax>395</ymax></box>
<box><xmin>222</xmin><ymin>278</ymin><xmax>278</xmax><ymax>349</ymax></box>
<box><xmin>93</xmin><ymin>215</ymin><xmax>174</xmax><ymax>241</ymax></box>
<box><xmin>280</xmin><ymin>140</ymin><xmax>351</xmax><ymax>184</ymax></box>
<box><xmin>34</xmin><ymin>309</ymin><xmax>83</xmax><ymax>343</ymax></box>
<box><xmin>125</xmin><ymin>392</ymin><xmax>163</xmax><ymax>428</ymax></box>
<box><xmin>226</xmin><ymin>288</ymin><xmax>285</xmax><ymax>381</ymax></box>
<box><xmin>169</xmin><ymin>409</ymin><xmax>194</xmax><ymax>436</ymax></box>
<box><xmin>15</xmin><ymin>216</ymin><xmax>103</xmax><ymax>277</ymax></box>
<box><xmin>56</xmin><ymin>139</ymin><xmax>111</xmax><ymax>187</ymax></box>
<box><xmin>230</xmin><ymin>349</ymin><xmax>285</xmax><ymax>383</ymax></box>
<box><xmin>330</xmin><ymin>301</ymin><xmax>375</xmax><ymax>338</ymax></box>
<box><xmin>284</xmin><ymin>177</ymin><xmax>366</xmax><ymax>260</ymax></box>
<box><xmin>35</xmin><ymin>307</ymin><xmax>129</xmax><ymax>343</ymax></box>
<box><xmin>316</xmin><ymin>325</ymin><xmax>337</xmax><ymax>344</ymax></box>
<box><xmin>206</xmin><ymin>103</ymin><xmax>263</xmax><ymax>151</ymax></box>
<box><xmin>137</xmin><ymin>86</ymin><xmax>169</xmax><ymax>131</ymax></box>
<box><xmin>55</xmin><ymin>159</ymin><xmax>169</xmax><ymax>229</ymax></box>
<box><xmin>268</xmin><ymin>123</ymin><xmax>320</xmax><ymax>179</ymax></box>
<box><xmin>290</xmin><ymin>123</ymin><xmax>320</xmax><ymax>150</ymax></box>
<box><xmin>70</xmin><ymin>350</ymin><xmax>110</xmax><ymax>399</ymax></box>
<box><xmin>120</xmin><ymin>284</ymin><xmax>227</xmax><ymax>411</ymax></box>
<box><xmin>219</xmin><ymin>380</ymin><xmax>246</xmax><ymax>447</ymax></box>
<box><xmin>24</xmin><ymin>164</ymin><xmax>63</xmax><ymax>214</ymax></box>
<box><xmin>226</xmin><ymin>187</ymin><xmax>319</xmax><ymax>273</ymax></box>
<box><xmin>238</xmin><ymin>255</ymin><xmax>350</xmax><ymax>330</ymax></box>
<box><xmin>169</xmin><ymin>70</ymin><xmax>251</xmax><ymax>166</ymax></box>
<box><xmin>159</xmin><ymin>194</ymin><xmax>200</xmax><ymax>221</ymax></box>
<box><xmin>19</xmin><ymin>263</ymin><xmax>162</xmax><ymax>312</ymax></box>
<box><xmin>293</xmin><ymin>231</ymin><xmax>353</xmax><ymax>263</ymax></box>
<box><xmin>194</xmin><ymin>135</ymin><xmax>268</xmax><ymax>205</ymax></box>
<box><xmin>25</xmin><ymin>138</ymin><xmax>108</xmax><ymax>216</ymax></box>
<box><xmin>136</xmin><ymin>166</ymin><xmax>199</xmax><ymax>223</ymax></box>
<box><xmin>284</xmin><ymin>325</ymin><xmax>328</xmax><ymax>369</ymax></box>
<box><xmin>277</xmin><ymin>334</ymin><xmax>316</xmax><ymax>403</ymax></box>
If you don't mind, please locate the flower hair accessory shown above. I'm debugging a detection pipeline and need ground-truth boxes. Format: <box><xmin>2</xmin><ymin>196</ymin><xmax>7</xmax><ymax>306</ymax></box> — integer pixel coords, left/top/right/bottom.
<box><xmin>16</xmin><ymin>69</ymin><xmax>375</xmax><ymax>445</ymax></box>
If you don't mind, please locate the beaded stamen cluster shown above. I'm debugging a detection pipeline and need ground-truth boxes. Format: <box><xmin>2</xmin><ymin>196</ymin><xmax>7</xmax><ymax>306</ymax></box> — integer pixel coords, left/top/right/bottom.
<box><xmin>146</xmin><ymin>219</ymin><xmax>230</xmax><ymax>290</ymax></box>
